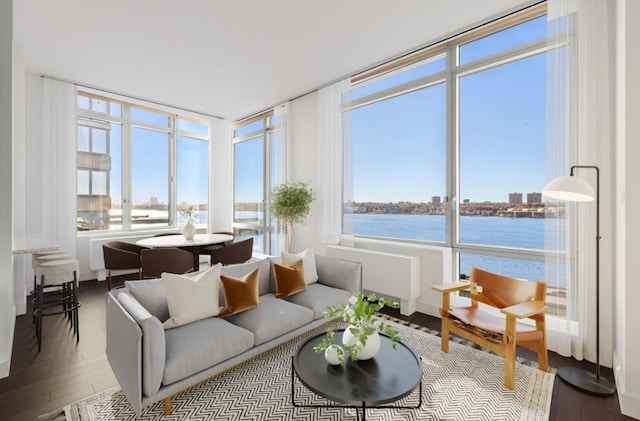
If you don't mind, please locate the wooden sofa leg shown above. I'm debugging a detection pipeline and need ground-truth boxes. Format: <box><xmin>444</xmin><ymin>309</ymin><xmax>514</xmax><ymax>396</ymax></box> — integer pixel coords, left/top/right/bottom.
<box><xmin>164</xmin><ymin>397</ymin><xmax>172</xmax><ymax>416</ymax></box>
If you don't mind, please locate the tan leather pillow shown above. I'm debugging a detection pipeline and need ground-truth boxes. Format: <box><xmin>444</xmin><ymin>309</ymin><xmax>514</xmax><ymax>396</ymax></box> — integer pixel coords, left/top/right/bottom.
<box><xmin>219</xmin><ymin>268</ymin><xmax>260</xmax><ymax>316</ymax></box>
<box><xmin>274</xmin><ymin>258</ymin><xmax>307</xmax><ymax>298</ymax></box>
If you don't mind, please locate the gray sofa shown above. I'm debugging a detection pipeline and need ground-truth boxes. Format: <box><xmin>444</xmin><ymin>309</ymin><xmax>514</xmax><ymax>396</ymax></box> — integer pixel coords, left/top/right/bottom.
<box><xmin>105</xmin><ymin>254</ymin><xmax>362</xmax><ymax>415</ymax></box>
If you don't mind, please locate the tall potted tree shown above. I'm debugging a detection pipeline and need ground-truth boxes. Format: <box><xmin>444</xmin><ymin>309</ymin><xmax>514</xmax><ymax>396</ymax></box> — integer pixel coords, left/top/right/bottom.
<box><xmin>270</xmin><ymin>181</ymin><xmax>315</xmax><ymax>252</ymax></box>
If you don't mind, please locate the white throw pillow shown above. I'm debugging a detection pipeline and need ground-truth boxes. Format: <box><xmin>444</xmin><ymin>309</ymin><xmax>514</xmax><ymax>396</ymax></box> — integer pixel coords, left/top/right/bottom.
<box><xmin>281</xmin><ymin>248</ymin><xmax>318</xmax><ymax>284</ymax></box>
<box><xmin>162</xmin><ymin>264</ymin><xmax>222</xmax><ymax>329</ymax></box>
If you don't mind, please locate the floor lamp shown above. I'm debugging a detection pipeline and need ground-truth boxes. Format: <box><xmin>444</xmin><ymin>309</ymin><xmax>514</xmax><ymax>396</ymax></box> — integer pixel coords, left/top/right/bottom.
<box><xmin>542</xmin><ymin>165</ymin><xmax>616</xmax><ymax>396</ymax></box>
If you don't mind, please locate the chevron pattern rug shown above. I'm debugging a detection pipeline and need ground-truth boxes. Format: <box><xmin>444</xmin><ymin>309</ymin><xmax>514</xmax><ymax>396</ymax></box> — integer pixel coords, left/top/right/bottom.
<box><xmin>53</xmin><ymin>319</ymin><xmax>554</xmax><ymax>421</ymax></box>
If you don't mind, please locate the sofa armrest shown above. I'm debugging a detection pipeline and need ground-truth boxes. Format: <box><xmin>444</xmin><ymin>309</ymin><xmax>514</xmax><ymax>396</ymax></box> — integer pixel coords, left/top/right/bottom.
<box><xmin>106</xmin><ymin>291</ymin><xmax>144</xmax><ymax>413</ymax></box>
<box><xmin>315</xmin><ymin>254</ymin><xmax>362</xmax><ymax>295</ymax></box>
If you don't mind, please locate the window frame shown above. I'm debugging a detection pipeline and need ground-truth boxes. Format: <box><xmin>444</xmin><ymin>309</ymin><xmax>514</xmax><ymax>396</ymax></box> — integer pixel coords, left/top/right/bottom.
<box><xmin>343</xmin><ymin>4</ymin><xmax>553</xmax><ymax>280</ymax></box>
<box><xmin>76</xmin><ymin>91</ymin><xmax>210</xmax><ymax>233</ymax></box>
<box><xmin>232</xmin><ymin>110</ymin><xmax>277</xmax><ymax>255</ymax></box>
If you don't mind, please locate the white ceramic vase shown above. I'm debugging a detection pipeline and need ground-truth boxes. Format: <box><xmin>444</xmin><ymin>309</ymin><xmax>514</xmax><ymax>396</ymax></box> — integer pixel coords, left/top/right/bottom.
<box><xmin>342</xmin><ymin>324</ymin><xmax>381</xmax><ymax>361</ymax></box>
<box><xmin>182</xmin><ymin>222</ymin><xmax>196</xmax><ymax>240</ymax></box>
<box><xmin>324</xmin><ymin>344</ymin><xmax>343</xmax><ymax>365</ymax></box>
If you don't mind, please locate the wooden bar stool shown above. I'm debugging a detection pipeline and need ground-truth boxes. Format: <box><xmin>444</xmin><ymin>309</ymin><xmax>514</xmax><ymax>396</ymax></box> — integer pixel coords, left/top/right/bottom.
<box><xmin>34</xmin><ymin>259</ymin><xmax>81</xmax><ymax>352</ymax></box>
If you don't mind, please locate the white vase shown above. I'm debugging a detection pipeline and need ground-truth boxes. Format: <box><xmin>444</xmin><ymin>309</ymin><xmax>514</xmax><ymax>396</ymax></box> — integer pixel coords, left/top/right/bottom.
<box><xmin>342</xmin><ymin>325</ymin><xmax>381</xmax><ymax>361</ymax></box>
<box><xmin>182</xmin><ymin>222</ymin><xmax>196</xmax><ymax>240</ymax></box>
<box><xmin>324</xmin><ymin>344</ymin><xmax>343</xmax><ymax>365</ymax></box>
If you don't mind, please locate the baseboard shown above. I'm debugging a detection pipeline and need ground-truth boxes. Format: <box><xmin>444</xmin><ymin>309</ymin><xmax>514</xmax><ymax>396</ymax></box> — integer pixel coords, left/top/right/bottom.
<box><xmin>614</xmin><ymin>352</ymin><xmax>640</xmax><ymax>419</ymax></box>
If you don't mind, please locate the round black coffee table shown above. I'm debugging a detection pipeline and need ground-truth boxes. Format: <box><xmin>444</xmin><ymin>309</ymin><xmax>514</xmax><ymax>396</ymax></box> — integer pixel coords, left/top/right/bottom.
<box><xmin>291</xmin><ymin>329</ymin><xmax>422</xmax><ymax>420</ymax></box>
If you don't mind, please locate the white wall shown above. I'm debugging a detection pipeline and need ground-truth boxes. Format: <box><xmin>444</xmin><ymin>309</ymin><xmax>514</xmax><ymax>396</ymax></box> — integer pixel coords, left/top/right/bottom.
<box><xmin>0</xmin><ymin>0</ymin><xmax>14</xmax><ymax>378</ymax></box>
<box><xmin>288</xmin><ymin>91</ymin><xmax>324</xmax><ymax>254</ymax></box>
<box><xmin>614</xmin><ymin>0</ymin><xmax>640</xmax><ymax>418</ymax></box>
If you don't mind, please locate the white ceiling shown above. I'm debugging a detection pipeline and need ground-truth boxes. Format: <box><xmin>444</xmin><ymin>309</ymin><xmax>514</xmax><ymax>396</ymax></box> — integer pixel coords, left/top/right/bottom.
<box><xmin>13</xmin><ymin>0</ymin><xmax>532</xmax><ymax>121</ymax></box>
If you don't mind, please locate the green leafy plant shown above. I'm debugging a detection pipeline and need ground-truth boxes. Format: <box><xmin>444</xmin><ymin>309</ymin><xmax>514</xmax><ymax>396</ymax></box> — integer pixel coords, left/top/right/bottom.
<box><xmin>314</xmin><ymin>292</ymin><xmax>400</xmax><ymax>363</ymax></box>
<box><xmin>270</xmin><ymin>181</ymin><xmax>314</xmax><ymax>252</ymax></box>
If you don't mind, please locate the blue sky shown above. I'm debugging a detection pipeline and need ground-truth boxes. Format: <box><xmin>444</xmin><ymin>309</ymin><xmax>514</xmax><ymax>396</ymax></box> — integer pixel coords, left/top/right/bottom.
<box><xmin>349</xmin><ymin>16</ymin><xmax>547</xmax><ymax>204</ymax></box>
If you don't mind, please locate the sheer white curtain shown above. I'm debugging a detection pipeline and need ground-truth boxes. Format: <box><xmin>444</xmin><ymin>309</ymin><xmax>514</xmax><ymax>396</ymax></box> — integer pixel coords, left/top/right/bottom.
<box><xmin>41</xmin><ymin>78</ymin><xmax>77</xmax><ymax>257</ymax></box>
<box><xmin>545</xmin><ymin>0</ymin><xmax>614</xmax><ymax>364</ymax></box>
<box><xmin>272</xmin><ymin>102</ymin><xmax>289</xmax><ymax>254</ymax></box>
<box><xmin>318</xmin><ymin>78</ymin><xmax>350</xmax><ymax>245</ymax></box>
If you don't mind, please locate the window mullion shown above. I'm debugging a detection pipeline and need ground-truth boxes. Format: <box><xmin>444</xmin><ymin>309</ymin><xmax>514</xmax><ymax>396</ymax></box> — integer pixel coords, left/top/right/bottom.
<box><xmin>122</xmin><ymin>105</ymin><xmax>132</xmax><ymax>232</ymax></box>
<box><xmin>169</xmin><ymin>118</ymin><xmax>177</xmax><ymax>227</ymax></box>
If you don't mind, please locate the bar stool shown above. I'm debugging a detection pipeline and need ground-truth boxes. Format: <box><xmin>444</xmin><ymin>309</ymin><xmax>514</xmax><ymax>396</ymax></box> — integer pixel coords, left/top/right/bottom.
<box><xmin>34</xmin><ymin>259</ymin><xmax>81</xmax><ymax>352</ymax></box>
<box><xmin>31</xmin><ymin>252</ymin><xmax>73</xmax><ymax>321</ymax></box>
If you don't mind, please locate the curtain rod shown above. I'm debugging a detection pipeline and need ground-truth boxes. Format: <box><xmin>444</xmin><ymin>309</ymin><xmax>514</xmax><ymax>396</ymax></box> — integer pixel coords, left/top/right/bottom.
<box><xmin>40</xmin><ymin>74</ymin><xmax>225</xmax><ymax>121</ymax></box>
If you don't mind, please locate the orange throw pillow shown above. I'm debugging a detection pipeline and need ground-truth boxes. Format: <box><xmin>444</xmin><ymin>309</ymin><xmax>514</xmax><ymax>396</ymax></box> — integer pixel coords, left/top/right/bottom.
<box><xmin>274</xmin><ymin>258</ymin><xmax>307</xmax><ymax>298</ymax></box>
<box><xmin>219</xmin><ymin>268</ymin><xmax>260</xmax><ymax>316</ymax></box>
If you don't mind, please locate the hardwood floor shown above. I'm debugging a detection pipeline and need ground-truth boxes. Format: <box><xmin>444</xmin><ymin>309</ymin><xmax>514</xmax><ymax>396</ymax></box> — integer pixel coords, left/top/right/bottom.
<box><xmin>0</xmin><ymin>276</ymin><xmax>632</xmax><ymax>420</ymax></box>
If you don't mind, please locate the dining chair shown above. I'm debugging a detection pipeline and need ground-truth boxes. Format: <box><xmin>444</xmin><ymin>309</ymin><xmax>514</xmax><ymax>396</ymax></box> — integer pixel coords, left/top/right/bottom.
<box><xmin>209</xmin><ymin>237</ymin><xmax>254</xmax><ymax>266</ymax></box>
<box><xmin>140</xmin><ymin>247</ymin><xmax>195</xmax><ymax>279</ymax></box>
<box><xmin>103</xmin><ymin>241</ymin><xmax>147</xmax><ymax>290</ymax></box>
<box><xmin>199</xmin><ymin>231</ymin><xmax>235</xmax><ymax>255</ymax></box>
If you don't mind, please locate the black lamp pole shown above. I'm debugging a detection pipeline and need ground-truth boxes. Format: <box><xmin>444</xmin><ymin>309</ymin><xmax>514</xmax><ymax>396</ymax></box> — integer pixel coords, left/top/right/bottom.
<box><xmin>556</xmin><ymin>165</ymin><xmax>616</xmax><ymax>396</ymax></box>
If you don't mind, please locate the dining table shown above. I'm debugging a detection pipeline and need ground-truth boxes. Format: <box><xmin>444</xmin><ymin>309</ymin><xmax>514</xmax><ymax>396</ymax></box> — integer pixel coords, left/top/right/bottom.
<box><xmin>136</xmin><ymin>233</ymin><xmax>234</xmax><ymax>271</ymax></box>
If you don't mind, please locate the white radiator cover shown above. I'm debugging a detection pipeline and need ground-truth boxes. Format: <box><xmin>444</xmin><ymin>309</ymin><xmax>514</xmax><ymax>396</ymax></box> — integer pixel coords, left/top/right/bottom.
<box><xmin>326</xmin><ymin>245</ymin><xmax>421</xmax><ymax>315</ymax></box>
<box><xmin>89</xmin><ymin>235</ymin><xmax>151</xmax><ymax>280</ymax></box>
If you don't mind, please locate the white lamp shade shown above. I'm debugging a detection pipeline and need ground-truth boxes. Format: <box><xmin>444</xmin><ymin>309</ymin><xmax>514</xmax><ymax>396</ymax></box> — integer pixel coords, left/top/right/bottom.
<box><xmin>542</xmin><ymin>175</ymin><xmax>595</xmax><ymax>202</ymax></box>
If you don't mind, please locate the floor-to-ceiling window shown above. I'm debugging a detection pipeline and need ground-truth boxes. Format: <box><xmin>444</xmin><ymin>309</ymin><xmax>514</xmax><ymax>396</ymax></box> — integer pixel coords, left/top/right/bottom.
<box><xmin>76</xmin><ymin>93</ymin><xmax>209</xmax><ymax>232</ymax></box>
<box><xmin>232</xmin><ymin>112</ymin><xmax>279</xmax><ymax>254</ymax></box>
<box><xmin>344</xmin><ymin>5</ymin><xmax>562</xmax><ymax>311</ymax></box>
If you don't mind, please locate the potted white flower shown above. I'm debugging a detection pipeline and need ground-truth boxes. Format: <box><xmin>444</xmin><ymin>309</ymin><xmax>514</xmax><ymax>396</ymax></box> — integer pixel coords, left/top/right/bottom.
<box><xmin>314</xmin><ymin>292</ymin><xmax>400</xmax><ymax>364</ymax></box>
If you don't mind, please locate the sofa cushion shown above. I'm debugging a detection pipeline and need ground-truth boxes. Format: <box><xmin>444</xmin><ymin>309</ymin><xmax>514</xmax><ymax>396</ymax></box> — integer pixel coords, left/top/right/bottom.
<box><xmin>162</xmin><ymin>264</ymin><xmax>222</xmax><ymax>329</ymax></box>
<box><xmin>116</xmin><ymin>292</ymin><xmax>165</xmax><ymax>397</ymax></box>
<box><xmin>220</xmin><ymin>257</ymin><xmax>271</xmax><ymax>298</ymax></box>
<box><xmin>281</xmin><ymin>248</ymin><xmax>318</xmax><ymax>284</ymax></box>
<box><xmin>285</xmin><ymin>283</ymin><xmax>353</xmax><ymax>319</ymax></box>
<box><xmin>163</xmin><ymin>317</ymin><xmax>254</xmax><ymax>385</ymax></box>
<box><xmin>125</xmin><ymin>278</ymin><xmax>169</xmax><ymax>322</ymax></box>
<box><xmin>219</xmin><ymin>268</ymin><xmax>261</xmax><ymax>316</ymax></box>
<box><xmin>273</xmin><ymin>259</ymin><xmax>306</xmax><ymax>298</ymax></box>
<box><xmin>315</xmin><ymin>254</ymin><xmax>361</xmax><ymax>294</ymax></box>
<box><xmin>225</xmin><ymin>294</ymin><xmax>314</xmax><ymax>346</ymax></box>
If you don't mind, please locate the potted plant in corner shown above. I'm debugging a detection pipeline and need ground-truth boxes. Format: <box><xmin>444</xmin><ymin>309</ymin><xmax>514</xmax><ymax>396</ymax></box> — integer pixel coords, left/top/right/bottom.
<box><xmin>270</xmin><ymin>181</ymin><xmax>314</xmax><ymax>253</ymax></box>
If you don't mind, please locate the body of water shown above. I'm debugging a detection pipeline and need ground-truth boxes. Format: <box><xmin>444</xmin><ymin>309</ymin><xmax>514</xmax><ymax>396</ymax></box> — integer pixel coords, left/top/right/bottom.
<box><xmin>229</xmin><ymin>211</ymin><xmax>564</xmax><ymax>284</ymax></box>
<box><xmin>350</xmin><ymin>214</ymin><xmax>564</xmax><ymax>284</ymax></box>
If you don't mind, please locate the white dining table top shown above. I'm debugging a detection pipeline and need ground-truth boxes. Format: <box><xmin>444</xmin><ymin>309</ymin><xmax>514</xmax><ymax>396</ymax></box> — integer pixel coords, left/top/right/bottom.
<box><xmin>136</xmin><ymin>233</ymin><xmax>233</xmax><ymax>248</ymax></box>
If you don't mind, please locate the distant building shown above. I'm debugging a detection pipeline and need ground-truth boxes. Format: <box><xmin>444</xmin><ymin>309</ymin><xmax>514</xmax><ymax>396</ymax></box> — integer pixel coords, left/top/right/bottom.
<box><xmin>431</xmin><ymin>196</ymin><xmax>441</xmax><ymax>204</ymax></box>
<box><xmin>527</xmin><ymin>192</ymin><xmax>542</xmax><ymax>203</ymax></box>
<box><xmin>509</xmin><ymin>192</ymin><xmax>523</xmax><ymax>206</ymax></box>
<box><xmin>463</xmin><ymin>199</ymin><xmax>470</xmax><ymax>204</ymax></box>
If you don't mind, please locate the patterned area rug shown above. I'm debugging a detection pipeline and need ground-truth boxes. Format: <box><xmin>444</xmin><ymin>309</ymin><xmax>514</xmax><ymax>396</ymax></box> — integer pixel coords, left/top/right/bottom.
<box><xmin>45</xmin><ymin>319</ymin><xmax>554</xmax><ymax>421</ymax></box>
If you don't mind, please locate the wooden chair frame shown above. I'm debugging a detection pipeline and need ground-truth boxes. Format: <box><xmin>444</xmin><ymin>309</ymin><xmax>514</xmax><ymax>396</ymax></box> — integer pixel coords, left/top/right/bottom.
<box><xmin>431</xmin><ymin>266</ymin><xmax>549</xmax><ymax>389</ymax></box>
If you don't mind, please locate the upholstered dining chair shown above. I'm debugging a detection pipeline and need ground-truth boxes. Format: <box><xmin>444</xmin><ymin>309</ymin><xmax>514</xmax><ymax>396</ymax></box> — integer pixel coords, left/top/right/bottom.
<box><xmin>199</xmin><ymin>231</ymin><xmax>235</xmax><ymax>255</ymax></box>
<box><xmin>140</xmin><ymin>247</ymin><xmax>195</xmax><ymax>279</ymax></box>
<box><xmin>102</xmin><ymin>241</ymin><xmax>147</xmax><ymax>290</ymax></box>
<box><xmin>209</xmin><ymin>237</ymin><xmax>254</xmax><ymax>266</ymax></box>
